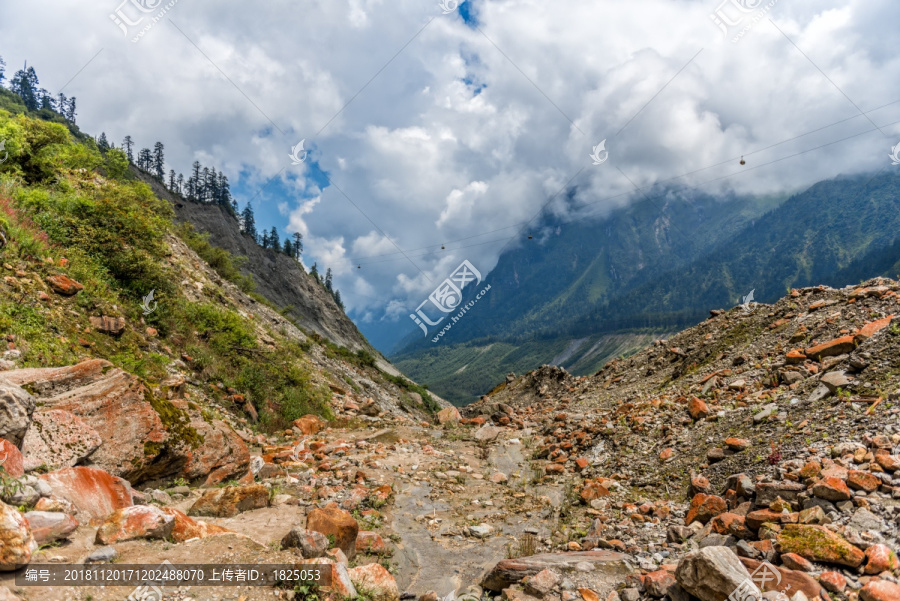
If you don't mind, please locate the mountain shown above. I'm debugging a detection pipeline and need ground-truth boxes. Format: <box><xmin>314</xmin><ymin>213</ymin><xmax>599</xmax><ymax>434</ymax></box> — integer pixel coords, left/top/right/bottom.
<box><xmin>393</xmin><ymin>171</ymin><xmax>900</xmax><ymax>405</ymax></box>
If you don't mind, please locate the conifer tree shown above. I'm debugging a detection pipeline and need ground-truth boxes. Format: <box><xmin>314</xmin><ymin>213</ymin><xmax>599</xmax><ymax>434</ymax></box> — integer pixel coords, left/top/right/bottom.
<box><xmin>122</xmin><ymin>135</ymin><xmax>134</xmax><ymax>163</ymax></box>
<box><xmin>152</xmin><ymin>142</ymin><xmax>165</xmax><ymax>179</ymax></box>
<box><xmin>240</xmin><ymin>203</ymin><xmax>258</xmax><ymax>241</ymax></box>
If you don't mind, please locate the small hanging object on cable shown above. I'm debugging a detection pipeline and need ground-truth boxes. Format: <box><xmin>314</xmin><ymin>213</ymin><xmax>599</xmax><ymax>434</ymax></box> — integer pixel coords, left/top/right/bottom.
<box><xmin>441</xmin><ymin>244</ymin><xmax>445</xmax><ymax>250</ymax></box>
<box><xmin>357</xmin><ymin>264</ymin><xmax>361</xmax><ymax>269</ymax></box>
<box><xmin>740</xmin><ymin>156</ymin><xmax>746</xmax><ymax>166</ymax></box>
<box><xmin>528</xmin><ymin>235</ymin><xmax>533</xmax><ymax>240</ymax></box>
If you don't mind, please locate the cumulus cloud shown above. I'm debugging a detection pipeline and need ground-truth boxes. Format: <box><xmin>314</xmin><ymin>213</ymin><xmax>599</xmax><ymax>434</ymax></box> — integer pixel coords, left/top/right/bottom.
<box><xmin>4</xmin><ymin>0</ymin><xmax>900</xmax><ymax>339</ymax></box>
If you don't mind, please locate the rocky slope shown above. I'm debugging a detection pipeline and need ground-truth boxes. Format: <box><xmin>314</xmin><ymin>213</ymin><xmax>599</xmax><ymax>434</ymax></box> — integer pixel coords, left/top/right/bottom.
<box><xmin>2</xmin><ymin>279</ymin><xmax>899</xmax><ymax>601</ymax></box>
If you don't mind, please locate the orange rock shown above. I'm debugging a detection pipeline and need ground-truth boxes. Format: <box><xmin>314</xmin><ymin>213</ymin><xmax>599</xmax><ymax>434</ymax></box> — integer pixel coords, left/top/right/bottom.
<box><xmin>293</xmin><ymin>414</ymin><xmax>326</xmax><ymax>435</ymax></box>
<box><xmin>818</xmin><ymin>571</ymin><xmax>846</xmax><ymax>593</ymax></box>
<box><xmin>776</xmin><ymin>524</ymin><xmax>865</xmax><ymax>567</ymax></box>
<box><xmin>798</xmin><ymin>461</ymin><xmax>821</xmax><ymax>480</ymax></box>
<box><xmin>347</xmin><ymin>563</ymin><xmax>399</xmax><ymax>601</ymax></box>
<box><xmin>864</xmin><ymin>544</ymin><xmax>900</xmax><ymax>574</ymax></box>
<box><xmin>580</xmin><ymin>482</ymin><xmax>610</xmax><ymax>503</ymax></box>
<box><xmin>811</xmin><ymin>477</ymin><xmax>852</xmax><ymax>501</ymax></box>
<box><xmin>860</xmin><ymin>579</ymin><xmax>900</xmax><ymax>601</ymax></box>
<box><xmin>709</xmin><ymin>513</ymin><xmax>752</xmax><ymax>539</ymax></box>
<box><xmin>574</xmin><ymin>457</ymin><xmax>590</xmax><ymax>471</ymax></box>
<box><xmin>658</xmin><ymin>448</ymin><xmax>674</xmax><ymax>461</ymax></box>
<box><xmin>45</xmin><ymin>275</ymin><xmax>83</xmax><ymax>296</ymax></box>
<box><xmin>356</xmin><ymin>531</ymin><xmax>388</xmax><ymax>555</ymax></box>
<box><xmin>187</xmin><ymin>484</ymin><xmax>269</xmax><ymax>518</ymax></box>
<box><xmin>855</xmin><ymin>316</ymin><xmax>895</xmax><ymax>341</ymax></box>
<box><xmin>805</xmin><ymin>336</ymin><xmax>856</xmax><ymax>360</ymax></box>
<box><xmin>95</xmin><ymin>505</ymin><xmax>174</xmax><ymax>544</ymax></box>
<box><xmin>847</xmin><ymin>470</ymin><xmax>882</xmax><ymax>492</ymax></box>
<box><xmin>161</xmin><ymin>507</ymin><xmax>231</xmax><ymax>542</ymax></box>
<box><xmin>684</xmin><ymin>493</ymin><xmax>726</xmax><ymax>526</ymax></box>
<box><xmin>0</xmin><ymin>439</ymin><xmax>24</xmax><ymax>477</ymax></box>
<box><xmin>688</xmin><ymin>397</ymin><xmax>709</xmax><ymax>420</ymax></box>
<box><xmin>785</xmin><ymin>350</ymin><xmax>807</xmax><ymax>364</ymax></box>
<box><xmin>307</xmin><ymin>503</ymin><xmax>359</xmax><ymax>560</ymax></box>
<box><xmin>642</xmin><ymin>570</ymin><xmax>676</xmax><ymax>598</ymax></box>
<box><xmin>40</xmin><ymin>466</ymin><xmax>135</xmax><ymax>522</ymax></box>
<box><xmin>0</xmin><ymin>501</ymin><xmax>37</xmax><ymax>570</ymax></box>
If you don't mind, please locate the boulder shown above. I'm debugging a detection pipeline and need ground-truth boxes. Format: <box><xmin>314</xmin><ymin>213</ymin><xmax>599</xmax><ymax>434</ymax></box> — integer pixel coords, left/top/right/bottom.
<box><xmin>356</xmin><ymin>531</ymin><xmax>388</xmax><ymax>555</ymax></box>
<box><xmin>739</xmin><ymin>558</ymin><xmax>822</xmax><ymax>600</ymax></box>
<box><xmin>0</xmin><ymin>501</ymin><xmax>37</xmax><ymax>570</ymax></box>
<box><xmin>160</xmin><ymin>507</ymin><xmax>231</xmax><ymax>542</ymax></box>
<box><xmin>187</xmin><ymin>484</ymin><xmax>268</xmax><ymax>518</ymax></box>
<box><xmin>307</xmin><ymin>558</ymin><xmax>356</xmax><ymax>598</ymax></box>
<box><xmin>45</xmin><ymin>275</ymin><xmax>83</xmax><ymax>296</ymax></box>
<box><xmin>20</xmin><ymin>410</ymin><xmax>101</xmax><ymax>472</ymax></box>
<box><xmin>437</xmin><ymin>406</ymin><xmax>461</xmax><ymax>426</ymax></box>
<box><xmin>475</xmin><ymin>425</ymin><xmax>502</xmax><ymax>443</ymax></box>
<box><xmin>818</xmin><ymin>572</ymin><xmax>846</xmax><ymax>594</ymax></box>
<box><xmin>863</xmin><ymin>544</ymin><xmax>900</xmax><ymax>574</ymax></box>
<box><xmin>3</xmin><ymin>361</ymin><xmax>249</xmax><ymax>485</ymax></box>
<box><xmin>805</xmin><ymin>336</ymin><xmax>856</xmax><ymax>360</ymax></box>
<box><xmin>685</xmin><ymin>493</ymin><xmax>727</xmax><ymax>526</ymax></box>
<box><xmin>347</xmin><ymin>563</ymin><xmax>400</xmax><ymax>601</ymax></box>
<box><xmin>95</xmin><ymin>505</ymin><xmax>175</xmax><ymax>544</ymax></box>
<box><xmin>525</xmin><ymin>569</ymin><xmax>560</xmax><ymax>598</ymax></box>
<box><xmin>811</xmin><ymin>477</ymin><xmax>851</xmax><ymax>502</ymax></box>
<box><xmin>775</xmin><ymin>524</ymin><xmax>865</xmax><ymax>567</ymax></box>
<box><xmin>481</xmin><ymin>551</ymin><xmax>633</xmax><ymax>592</ymax></box>
<box><xmin>860</xmin><ymin>580</ymin><xmax>900</xmax><ymax>601</ymax></box>
<box><xmin>23</xmin><ymin>511</ymin><xmax>78</xmax><ymax>545</ymax></box>
<box><xmin>642</xmin><ymin>570</ymin><xmax>676</xmax><ymax>598</ymax></box>
<box><xmin>847</xmin><ymin>470</ymin><xmax>882</xmax><ymax>493</ymax></box>
<box><xmin>0</xmin><ymin>382</ymin><xmax>35</xmax><ymax>448</ymax></box>
<box><xmin>282</xmin><ymin>527</ymin><xmax>329</xmax><ymax>558</ymax></box>
<box><xmin>0</xmin><ymin>439</ymin><xmax>24</xmax><ymax>477</ymax></box>
<box><xmin>306</xmin><ymin>503</ymin><xmax>359</xmax><ymax>560</ymax></box>
<box><xmin>755</xmin><ymin>482</ymin><xmax>805</xmax><ymax>508</ymax></box>
<box><xmin>40</xmin><ymin>467</ymin><xmax>135</xmax><ymax>522</ymax></box>
<box><xmin>293</xmin><ymin>414</ymin><xmax>325</xmax><ymax>435</ymax></box>
<box><xmin>820</xmin><ymin>371</ymin><xmax>851</xmax><ymax>393</ymax></box>
<box><xmin>88</xmin><ymin>316</ymin><xmax>126</xmax><ymax>336</ymax></box>
<box><xmin>674</xmin><ymin>546</ymin><xmax>758</xmax><ymax>601</ymax></box>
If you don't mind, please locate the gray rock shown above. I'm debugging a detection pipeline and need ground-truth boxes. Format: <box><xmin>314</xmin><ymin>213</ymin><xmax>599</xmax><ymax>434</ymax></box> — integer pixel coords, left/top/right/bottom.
<box><xmin>848</xmin><ymin>508</ymin><xmax>884</xmax><ymax>532</ymax></box>
<box><xmin>85</xmin><ymin>546</ymin><xmax>118</xmax><ymax>563</ymax></box>
<box><xmin>675</xmin><ymin>546</ymin><xmax>759</xmax><ymax>601</ymax></box>
<box><xmin>1</xmin><ymin>484</ymin><xmax>39</xmax><ymax>507</ymax></box>
<box><xmin>620</xmin><ymin>589</ymin><xmax>640</xmax><ymax>601</ymax></box>
<box><xmin>468</xmin><ymin>524</ymin><xmax>494</xmax><ymax>539</ymax></box>
<box><xmin>753</xmin><ymin>404</ymin><xmax>779</xmax><ymax>423</ymax></box>
<box><xmin>820</xmin><ymin>371</ymin><xmax>851</xmax><ymax>393</ymax></box>
<box><xmin>474</xmin><ymin>425</ymin><xmax>501</xmax><ymax>443</ymax></box>
<box><xmin>281</xmin><ymin>527</ymin><xmax>329</xmax><ymax>558</ymax></box>
<box><xmin>0</xmin><ymin>382</ymin><xmax>35</xmax><ymax>447</ymax></box>
<box><xmin>699</xmin><ymin>534</ymin><xmax>736</xmax><ymax>549</ymax></box>
<box><xmin>169</xmin><ymin>485</ymin><xmax>191</xmax><ymax>495</ymax></box>
<box><xmin>755</xmin><ymin>481</ymin><xmax>805</xmax><ymax>508</ymax></box>
<box><xmin>147</xmin><ymin>489</ymin><xmax>173</xmax><ymax>505</ymax></box>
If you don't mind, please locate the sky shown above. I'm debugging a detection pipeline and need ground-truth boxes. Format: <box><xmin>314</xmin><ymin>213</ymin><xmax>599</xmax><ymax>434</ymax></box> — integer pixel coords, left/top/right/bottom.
<box><xmin>2</xmin><ymin>0</ymin><xmax>900</xmax><ymax>350</ymax></box>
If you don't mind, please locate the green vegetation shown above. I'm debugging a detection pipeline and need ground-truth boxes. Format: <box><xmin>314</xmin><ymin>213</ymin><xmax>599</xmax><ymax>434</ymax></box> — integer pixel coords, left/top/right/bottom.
<box><xmin>0</xmin><ymin>87</ymin><xmax>334</xmax><ymax>431</ymax></box>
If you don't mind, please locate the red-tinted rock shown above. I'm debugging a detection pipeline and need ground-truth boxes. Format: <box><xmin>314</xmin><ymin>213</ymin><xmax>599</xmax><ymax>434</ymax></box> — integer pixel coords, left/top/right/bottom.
<box><xmin>0</xmin><ymin>501</ymin><xmax>36</xmax><ymax>571</ymax></box>
<box><xmin>45</xmin><ymin>275</ymin><xmax>83</xmax><ymax>296</ymax></box>
<box><xmin>88</xmin><ymin>316</ymin><xmax>126</xmax><ymax>336</ymax></box>
<box><xmin>805</xmin><ymin>336</ymin><xmax>856</xmax><ymax>360</ymax></box>
<box><xmin>738</xmin><ymin>558</ymin><xmax>822</xmax><ymax>600</ymax></box>
<box><xmin>436</xmin><ymin>407</ymin><xmax>461</xmax><ymax>426</ymax></box>
<box><xmin>23</xmin><ymin>511</ymin><xmax>78</xmax><ymax>545</ymax></box>
<box><xmin>874</xmin><ymin>450</ymin><xmax>900</xmax><ymax>472</ymax></box>
<box><xmin>20</xmin><ymin>410</ymin><xmax>101</xmax><ymax>472</ymax></box>
<box><xmin>798</xmin><ymin>461</ymin><xmax>821</xmax><ymax>480</ymax></box>
<box><xmin>855</xmin><ymin>316</ymin><xmax>895</xmax><ymax>342</ymax></box>
<box><xmin>307</xmin><ymin>503</ymin><xmax>359</xmax><ymax>560</ymax></box>
<box><xmin>187</xmin><ymin>484</ymin><xmax>268</xmax><ymax>518</ymax></box>
<box><xmin>658</xmin><ymin>448</ymin><xmax>674</xmax><ymax>461</ymax></box>
<box><xmin>0</xmin><ymin>439</ymin><xmax>24</xmax><ymax>477</ymax></box>
<box><xmin>95</xmin><ymin>505</ymin><xmax>174</xmax><ymax>544</ymax></box>
<box><xmin>818</xmin><ymin>571</ymin><xmax>846</xmax><ymax>594</ymax></box>
<box><xmin>688</xmin><ymin>398</ymin><xmax>709</xmax><ymax>420</ymax></box>
<box><xmin>847</xmin><ymin>470</ymin><xmax>881</xmax><ymax>492</ymax></box>
<box><xmin>724</xmin><ymin>438</ymin><xmax>750</xmax><ymax>451</ymax></box>
<box><xmin>160</xmin><ymin>507</ymin><xmax>231</xmax><ymax>542</ymax></box>
<box><xmin>580</xmin><ymin>482</ymin><xmax>610</xmax><ymax>503</ymax></box>
<box><xmin>709</xmin><ymin>513</ymin><xmax>752</xmax><ymax>540</ymax></box>
<box><xmin>282</xmin><ymin>528</ymin><xmax>329</xmax><ymax>558</ymax></box>
<box><xmin>685</xmin><ymin>493</ymin><xmax>727</xmax><ymax>526</ymax></box>
<box><xmin>356</xmin><ymin>531</ymin><xmax>388</xmax><ymax>555</ymax></box>
<box><xmin>811</xmin><ymin>477</ymin><xmax>852</xmax><ymax>501</ymax></box>
<box><xmin>347</xmin><ymin>563</ymin><xmax>400</xmax><ymax>601</ymax></box>
<box><xmin>860</xmin><ymin>579</ymin><xmax>900</xmax><ymax>601</ymax></box>
<box><xmin>293</xmin><ymin>414</ymin><xmax>326</xmax><ymax>435</ymax></box>
<box><xmin>643</xmin><ymin>570</ymin><xmax>676</xmax><ymax>598</ymax></box>
<box><xmin>864</xmin><ymin>544</ymin><xmax>900</xmax><ymax>574</ymax></box>
<box><xmin>780</xmin><ymin>552</ymin><xmax>814</xmax><ymax>572</ymax></box>
<box><xmin>39</xmin><ymin>467</ymin><xmax>135</xmax><ymax>522</ymax></box>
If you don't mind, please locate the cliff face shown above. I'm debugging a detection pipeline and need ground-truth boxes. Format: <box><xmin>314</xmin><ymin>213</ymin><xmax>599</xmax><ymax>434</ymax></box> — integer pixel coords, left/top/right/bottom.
<box><xmin>137</xmin><ymin>173</ymin><xmax>369</xmax><ymax>352</ymax></box>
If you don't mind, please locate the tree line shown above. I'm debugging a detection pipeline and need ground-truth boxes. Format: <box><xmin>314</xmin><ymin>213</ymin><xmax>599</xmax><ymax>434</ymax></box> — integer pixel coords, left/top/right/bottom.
<box><xmin>2</xmin><ymin>53</ymin><xmax>346</xmax><ymax>312</ymax></box>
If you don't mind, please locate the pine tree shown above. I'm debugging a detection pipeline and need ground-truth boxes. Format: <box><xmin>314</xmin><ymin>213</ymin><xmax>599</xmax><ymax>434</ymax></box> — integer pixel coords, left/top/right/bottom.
<box><xmin>260</xmin><ymin>230</ymin><xmax>270</xmax><ymax>249</ymax></box>
<box><xmin>292</xmin><ymin>233</ymin><xmax>303</xmax><ymax>258</ymax></box>
<box><xmin>39</xmin><ymin>90</ymin><xmax>53</xmax><ymax>111</ymax></box>
<box><xmin>152</xmin><ymin>142</ymin><xmax>165</xmax><ymax>179</ymax></box>
<box><xmin>310</xmin><ymin>263</ymin><xmax>319</xmax><ymax>282</ymax></box>
<box><xmin>333</xmin><ymin>290</ymin><xmax>344</xmax><ymax>310</ymax></box>
<box><xmin>97</xmin><ymin>133</ymin><xmax>110</xmax><ymax>152</ymax></box>
<box><xmin>137</xmin><ymin>148</ymin><xmax>152</xmax><ymax>171</ymax></box>
<box><xmin>10</xmin><ymin>66</ymin><xmax>40</xmax><ymax>110</ymax></box>
<box><xmin>240</xmin><ymin>203</ymin><xmax>258</xmax><ymax>241</ymax></box>
<box><xmin>269</xmin><ymin>227</ymin><xmax>280</xmax><ymax>252</ymax></box>
<box><xmin>65</xmin><ymin>97</ymin><xmax>77</xmax><ymax>123</ymax></box>
<box><xmin>122</xmin><ymin>135</ymin><xmax>134</xmax><ymax>163</ymax></box>
<box><xmin>0</xmin><ymin>55</ymin><xmax>5</xmax><ymax>85</ymax></box>
<box><xmin>168</xmin><ymin>170</ymin><xmax>177</xmax><ymax>191</ymax></box>
<box><xmin>283</xmin><ymin>239</ymin><xmax>293</xmax><ymax>257</ymax></box>
<box><xmin>176</xmin><ymin>173</ymin><xmax>185</xmax><ymax>196</ymax></box>
<box><xmin>324</xmin><ymin>268</ymin><xmax>333</xmax><ymax>292</ymax></box>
